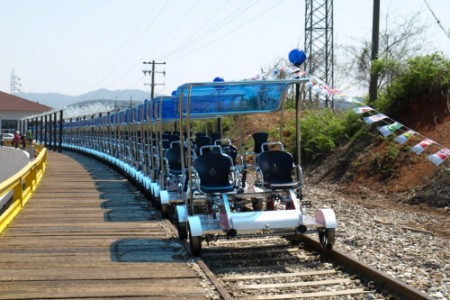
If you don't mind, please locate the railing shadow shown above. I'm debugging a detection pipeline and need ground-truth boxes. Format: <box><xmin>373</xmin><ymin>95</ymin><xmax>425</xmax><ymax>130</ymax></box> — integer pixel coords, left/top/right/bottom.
<box><xmin>61</xmin><ymin>151</ymin><xmax>190</xmax><ymax>263</ymax></box>
<box><xmin>110</xmin><ymin>238</ymin><xmax>190</xmax><ymax>262</ymax></box>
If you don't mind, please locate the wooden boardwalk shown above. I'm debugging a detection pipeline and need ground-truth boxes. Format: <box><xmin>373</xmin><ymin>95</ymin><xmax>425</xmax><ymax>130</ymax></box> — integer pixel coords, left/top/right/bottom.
<box><xmin>0</xmin><ymin>151</ymin><xmax>206</xmax><ymax>299</ymax></box>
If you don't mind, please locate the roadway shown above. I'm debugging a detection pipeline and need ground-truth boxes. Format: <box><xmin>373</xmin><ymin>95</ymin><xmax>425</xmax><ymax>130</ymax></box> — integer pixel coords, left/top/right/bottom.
<box><xmin>0</xmin><ymin>146</ymin><xmax>30</xmax><ymax>183</ymax></box>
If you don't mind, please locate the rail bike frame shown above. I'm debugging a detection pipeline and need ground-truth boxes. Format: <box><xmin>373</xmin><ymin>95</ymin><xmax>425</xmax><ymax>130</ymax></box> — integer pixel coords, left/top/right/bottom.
<box><xmin>172</xmin><ymin>79</ymin><xmax>337</xmax><ymax>255</ymax></box>
<box><xmin>154</xmin><ymin>95</ymin><xmax>227</xmax><ymax>220</ymax></box>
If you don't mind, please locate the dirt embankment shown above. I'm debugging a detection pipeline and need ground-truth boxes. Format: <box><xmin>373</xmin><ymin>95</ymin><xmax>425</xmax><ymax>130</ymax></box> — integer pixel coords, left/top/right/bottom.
<box><xmin>235</xmin><ymin>95</ymin><xmax>450</xmax><ymax>212</ymax></box>
<box><xmin>308</xmin><ymin>95</ymin><xmax>450</xmax><ymax>211</ymax></box>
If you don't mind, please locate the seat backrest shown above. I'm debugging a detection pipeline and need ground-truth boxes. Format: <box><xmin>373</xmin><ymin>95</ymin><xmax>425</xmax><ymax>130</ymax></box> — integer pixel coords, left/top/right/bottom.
<box><xmin>194</xmin><ymin>152</ymin><xmax>233</xmax><ymax>190</ymax></box>
<box><xmin>164</xmin><ymin>146</ymin><xmax>184</xmax><ymax>172</ymax></box>
<box><xmin>252</xmin><ymin>132</ymin><xmax>268</xmax><ymax>153</ymax></box>
<box><xmin>257</xmin><ymin>150</ymin><xmax>294</xmax><ymax>184</ymax></box>
<box><xmin>196</xmin><ymin>135</ymin><xmax>212</xmax><ymax>148</ymax></box>
<box><xmin>195</xmin><ymin>135</ymin><xmax>212</xmax><ymax>155</ymax></box>
<box><xmin>199</xmin><ymin>144</ymin><xmax>223</xmax><ymax>155</ymax></box>
<box><xmin>211</xmin><ymin>132</ymin><xmax>222</xmax><ymax>144</ymax></box>
<box><xmin>168</xmin><ymin>134</ymin><xmax>180</xmax><ymax>143</ymax></box>
<box><xmin>222</xmin><ymin>145</ymin><xmax>238</xmax><ymax>165</ymax></box>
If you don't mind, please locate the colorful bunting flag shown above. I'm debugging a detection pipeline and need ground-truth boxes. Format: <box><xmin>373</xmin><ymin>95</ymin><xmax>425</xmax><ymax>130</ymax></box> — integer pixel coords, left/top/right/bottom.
<box><xmin>363</xmin><ymin>113</ymin><xmax>388</xmax><ymax>125</ymax></box>
<box><xmin>410</xmin><ymin>138</ymin><xmax>435</xmax><ymax>155</ymax></box>
<box><xmin>427</xmin><ymin>148</ymin><xmax>450</xmax><ymax>166</ymax></box>
<box><xmin>353</xmin><ymin>106</ymin><xmax>374</xmax><ymax>114</ymax></box>
<box><xmin>395</xmin><ymin>130</ymin><xmax>416</xmax><ymax>144</ymax></box>
<box><xmin>377</xmin><ymin>122</ymin><xmax>403</xmax><ymax>137</ymax></box>
<box><xmin>260</xmin><ymin>64</ymin><xmax>449</xmax><ymax>169</ymax></box>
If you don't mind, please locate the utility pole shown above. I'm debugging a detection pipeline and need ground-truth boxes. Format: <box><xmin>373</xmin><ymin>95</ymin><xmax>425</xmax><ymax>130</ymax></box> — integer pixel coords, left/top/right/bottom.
<box><xmin>10</xmin><ymin>69</ymin><xmax>21</xmax><ymax>94</ymax></box>
<box><xmin>369</xmin><ymin>0</ymin><xmax>380</xmax><ymax>103</ymax></box>
<box><xmin>142</xmin><ymin>60</ymin><xmax>166</xmax><ymax>99</ymax></box>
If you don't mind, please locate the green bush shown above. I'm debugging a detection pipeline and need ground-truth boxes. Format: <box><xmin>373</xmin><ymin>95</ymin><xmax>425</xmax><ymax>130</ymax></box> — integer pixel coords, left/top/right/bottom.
<box><xmin>280</xmin><ymin>109</ymin><xmax>361</xmax><ymax>161</ymax></box>
<box><xmin>369</xmin><ymin>140</ymin><xmax>401</xmax><ymax>180</ymax></box>
<box><xmin>376</xmin><ymin>53</ymin><xmax>450</xmax><ymax>115</ymax></box>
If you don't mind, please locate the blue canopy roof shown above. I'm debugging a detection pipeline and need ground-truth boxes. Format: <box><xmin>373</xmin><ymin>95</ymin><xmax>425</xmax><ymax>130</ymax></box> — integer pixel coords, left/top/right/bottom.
<box><xmin>174</xmin><ymin>79</ymin><xmax>307</xmax><ymax>118</ymax></box>
<box><xmin>64</xmin><ymin>79</ymin><xmax>308</xmax><ymax>128</ymax></box>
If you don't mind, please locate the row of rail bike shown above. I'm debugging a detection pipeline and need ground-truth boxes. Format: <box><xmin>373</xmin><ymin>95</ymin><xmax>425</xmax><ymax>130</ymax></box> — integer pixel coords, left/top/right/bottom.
<box><xmin>62</xmin><ymin>79</ymin><xmax>337</xmax><ymax>255</ymax></box>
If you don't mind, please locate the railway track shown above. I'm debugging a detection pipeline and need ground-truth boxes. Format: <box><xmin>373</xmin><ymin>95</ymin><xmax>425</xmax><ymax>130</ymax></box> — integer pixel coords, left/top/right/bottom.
<box><xmin>165</xmin><ymin>220</ymin><xmax>433</xmax><ymax>300</ymax></box>
<box><xmin>197</xmin><ymin>236</ymin><xmax>379</xmax><ymax>300</ymax></box>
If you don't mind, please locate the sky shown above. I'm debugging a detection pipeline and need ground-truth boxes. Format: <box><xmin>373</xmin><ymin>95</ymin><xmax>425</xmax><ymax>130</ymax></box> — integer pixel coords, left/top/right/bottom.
<box><xmin>1</xmin><ymin>0</ymin><xmax>449</xmax><ymax>99</ymax></box>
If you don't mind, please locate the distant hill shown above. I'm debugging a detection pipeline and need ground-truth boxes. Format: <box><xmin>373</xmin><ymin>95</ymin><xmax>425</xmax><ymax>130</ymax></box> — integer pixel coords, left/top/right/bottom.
<box><xmin>17</xmin><ymin>88</ymin><xmax>158</xmax><ymax>109</ymax></box>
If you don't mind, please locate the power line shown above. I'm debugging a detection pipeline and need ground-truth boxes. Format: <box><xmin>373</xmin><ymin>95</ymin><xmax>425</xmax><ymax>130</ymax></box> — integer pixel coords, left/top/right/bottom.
<box><xmin>156</xmin><ymin>0</ymin><xmax>231</xmax><ymax>60</ymax></box>
<box><xmin>160</xmin><ymin>0</ymin><xmax>260</xmax><ymax>61</ymax></box>
<box><xmin>76</xmin><ymin>1</ymin><xmax>170</xmax><ymax>102</ymax></box>
<box><xmin>70</xmin><ymin>1</ymin><xmax>168</xmax><ymax>96</ymax></box>
<box><xmin>144</xmin><ymin>0</ymin><xmax>201</xmax><ymax>59</ymax></box>
<box><xmin>423</xmin><ymin>0</ymin><xmax>450</xmax><ymax>41</ymax></box>
<box><xmin>169</xmin><ymin>0</ymin><xmax>284</xmax><ymax>63</ymax></box>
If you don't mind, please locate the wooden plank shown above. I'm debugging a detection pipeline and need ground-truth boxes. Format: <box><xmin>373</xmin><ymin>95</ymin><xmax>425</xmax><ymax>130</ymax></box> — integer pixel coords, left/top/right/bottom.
<box><xmin>246</xmin><ymin>288</ymin><xmax>369</xmax><ymax>300</ymax></box>
<box><xmin>0</xmin><ymin>264</ymin><xmax>197</xmax><ymax>280</ymax></box>
<box><xmin>211</xmin><ymin>261</ymin><xmax>321</xmax><ymax>274</ymax></box>
<box><xmin>221</xmin><ymin>269</ymin><xmax>337</xmax><ymax>281</ymax></box>
<box><xmin>202</xmin><ymin>247</ymin><xmax>301</xmax><ymax>257</ymax></box>
<box><xmin>0</xmin><ymin>236</ymin><xmax>180</xmax><ymax>247</ymax></box>
<box><xmin>237</xmin><ymin>278</ymin><xmax>353</xmax><ymax>290</ymax></box>
<box><xmin>0</xmin><ymin>278</ymin><xmax>204</xmax><ymax>299</ymax></box>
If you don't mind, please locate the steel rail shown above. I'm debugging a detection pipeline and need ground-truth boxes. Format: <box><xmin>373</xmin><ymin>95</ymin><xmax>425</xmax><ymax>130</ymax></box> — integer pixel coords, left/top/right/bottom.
<box><xmin>163</xmin><ymin>219</ymin><xmax>234</xmax><ymax>300</ymax></box>
<box><xmin>291</xmin><ymin>234</ymin><xmax>434</xmax><ymax>300</ymax></box>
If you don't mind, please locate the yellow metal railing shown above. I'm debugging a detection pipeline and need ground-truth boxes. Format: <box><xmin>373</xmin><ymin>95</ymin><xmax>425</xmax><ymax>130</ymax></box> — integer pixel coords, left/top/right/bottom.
<box><xmin>0</xmin><ymin>145</ymin><xmax>48</xmax><ymax>234</ymax></box>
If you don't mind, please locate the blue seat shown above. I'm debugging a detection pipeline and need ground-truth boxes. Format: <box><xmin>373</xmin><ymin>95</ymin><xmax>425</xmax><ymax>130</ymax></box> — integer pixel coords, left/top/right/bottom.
<box><xmin>194</xmin><ymin>152</ymin><xmax>235</xmax><ymax>194</ymax></box>
<box><xmin>195</xmin><ymin>135</ymin><xmax>212</xmax><ymax>155</ymax></box>
<box><xmin>164</xmin><ymin>146</ymin><xmax>185</xmax><ymax>176</ymax></box>
<box><xmin>222</xmin><ymin>145</ymin><xmax>238</xmax><ymax>165</ymax></box>
<box><xmin>252</xmin><ymin>132</ymin><xmax>268</xmax><ymax>153</ymax></box>
<box><xmin>257</xmin><ymin>150</ymin><xmax>300</xmax><ymax>190</ymax></box>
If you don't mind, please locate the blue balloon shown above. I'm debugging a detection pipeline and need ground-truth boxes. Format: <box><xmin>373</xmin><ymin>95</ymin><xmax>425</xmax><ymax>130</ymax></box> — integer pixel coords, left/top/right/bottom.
<box><xmin>288</xmin><ymin>49</ymin><xmax>307</xmax><ymax>66</ymax></box>
<box><xmin>213</xmin><ymin>76</ymin><xmax>225</xmax><ymax>90</ymax></box>
<box><xmin>171</xmin><ymin>90</ymin><xmax>177</xmax><ymax>96</ymax></box>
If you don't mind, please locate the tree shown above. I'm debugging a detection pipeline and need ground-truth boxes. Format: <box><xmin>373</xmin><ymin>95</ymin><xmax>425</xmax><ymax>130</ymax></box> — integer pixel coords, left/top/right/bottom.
<box><xmin>337</xmin><ymin>11</ymin><xmax>430</xmax><ymax>95</ymax></box>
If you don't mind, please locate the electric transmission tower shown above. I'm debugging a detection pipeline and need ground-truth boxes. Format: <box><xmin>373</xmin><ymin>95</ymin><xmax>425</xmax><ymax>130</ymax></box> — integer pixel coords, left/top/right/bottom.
<box><xmin>10</xmin><ymin>69</ymin><xmax>21</xmax><ymax>94</ymax></box>
<box><xmin>304</xmin><ymin>0</ymin><xmax>334</xmax><ymax>107</ymax></box>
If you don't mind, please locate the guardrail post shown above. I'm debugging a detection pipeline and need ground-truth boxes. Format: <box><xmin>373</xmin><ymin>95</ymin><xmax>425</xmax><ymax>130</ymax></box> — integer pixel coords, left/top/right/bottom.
<box><xmin>13</xmin><ymin>179</ymin><xmax>23</xmax><ymax>208</ymax></box>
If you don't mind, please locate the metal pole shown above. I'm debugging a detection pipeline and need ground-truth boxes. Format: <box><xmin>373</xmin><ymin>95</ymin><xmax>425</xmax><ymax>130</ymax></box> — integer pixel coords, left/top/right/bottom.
<box><xmin>53</xmin><ymin>112</ymin><xmax>57</xmax><ymax>151</ymax></box>
<box><xmin>59</xmin><ymin>110</ymin><xmax>63</xmax><ymax>152</ymax></box>
<box><xmin>369</xmin><ymin>0</ymin><xmax>380</xmax><ymax>103</ymax></box>
<box><xmin>151</xmin><ymin>60</ymin><xmax>155</xmax><ymax>100</ymax></box>
<box><xmin>45</xmin><ymin>114</ymin><xmax>50</xmax><ymax>148</ymax></box>
<box><xmin>40</xmin><ymin>116</ymin><xmax>43</xmax><ymax>144</ymax></box>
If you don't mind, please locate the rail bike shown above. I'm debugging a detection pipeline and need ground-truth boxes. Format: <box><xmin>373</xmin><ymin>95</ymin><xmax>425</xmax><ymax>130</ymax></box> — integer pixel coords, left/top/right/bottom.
<box><xmin>60</xmin><ymin>78</ymin><xmax>338</xmax><ymax>257</ymax></box>
<box><xmin>62</xmin><ymin>99</ymin><xmax>162</xmax><ymax>200</ymax></box>
<box><xmin>154</xmin><ymin>95</ymin><xmax>237</xmax><ymax>221</ymax></box>
<box><xmin>170</xmin><ymin>79</ymin><xmax>337</xmax><ymax>255</ymax></box>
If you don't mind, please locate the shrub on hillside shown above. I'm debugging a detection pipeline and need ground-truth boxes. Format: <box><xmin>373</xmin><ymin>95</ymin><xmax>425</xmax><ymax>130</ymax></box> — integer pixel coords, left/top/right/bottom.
<box><xmin>279</xmin><ymin>109</ymin><xmax>365</xmax><ymax>162</ymax></box>
<box><xmin>376</xmin><ymin>53</ymin><xmax>450</xmax><ymax>116</ymax></box>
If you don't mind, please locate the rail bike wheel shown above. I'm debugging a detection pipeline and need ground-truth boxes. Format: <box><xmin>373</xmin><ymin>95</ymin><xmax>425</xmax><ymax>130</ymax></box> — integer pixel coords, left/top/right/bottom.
<box><xmin>177</xmin><ymin>221</ymin><xmax>188</xmax><ymax>240</ymax></box>
<box><xmin>319</xmin><ymin>228</ymin><xmax>335</xmax><ymax>249</ymax></box>
<box><xmin>252</xmin><ymin>198</ymin><xmax>264</xmax><ymax>211</ymax></box>
<box><xmin>188</xmin><ymin>223</ymin><xmax>202</xmax><ymax>256</ymax></box>
<box><xmin>161</xmin><ymin>204</ymin><xmax>169</xmax><ymax>219</ymax></box>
